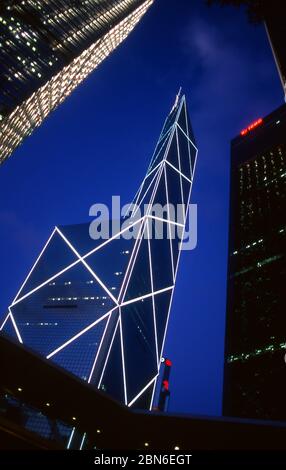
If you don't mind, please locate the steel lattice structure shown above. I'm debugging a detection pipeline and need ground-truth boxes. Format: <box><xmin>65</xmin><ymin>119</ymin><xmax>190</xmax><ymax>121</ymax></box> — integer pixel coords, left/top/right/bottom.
<box><xmin>1</xmin><ymin>94</ymin><xmax>198</xmax><ymax>410</ymax></box>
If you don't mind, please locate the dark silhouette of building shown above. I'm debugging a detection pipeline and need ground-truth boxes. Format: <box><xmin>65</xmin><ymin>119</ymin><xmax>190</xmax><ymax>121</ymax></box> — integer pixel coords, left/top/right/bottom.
<box><xmin>0</xmin><ymin>0</ymin><xmax>153</xmax><ymax>164</ymax></box>
<box><xmin>224</xmin><ymin>104</ymin><xmax>286</xmax><ymax>421</ymax></box>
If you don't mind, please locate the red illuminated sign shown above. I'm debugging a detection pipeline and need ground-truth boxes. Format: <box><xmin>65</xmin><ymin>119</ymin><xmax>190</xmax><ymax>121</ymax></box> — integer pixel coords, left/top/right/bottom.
<box><xmin>165</xmin><ymin>359</ymin><xmax>172</xmax><ymax>367</ymax></box>
<box><xmin>240</xmin><ymin>118</ymin><xmax>263</xmax><ymax>136</ymax></box>
<box><xmin>163</xmin><ymin>380</ymin><xmax>169</xmax><ymax>390</ymax></box>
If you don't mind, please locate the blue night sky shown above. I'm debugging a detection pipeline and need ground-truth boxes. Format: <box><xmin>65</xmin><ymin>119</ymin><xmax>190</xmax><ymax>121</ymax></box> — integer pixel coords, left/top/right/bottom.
<box><xmin>0</xmin><ymin>0</ymin><xmax>283</xmax><ymax>416</ymax></box>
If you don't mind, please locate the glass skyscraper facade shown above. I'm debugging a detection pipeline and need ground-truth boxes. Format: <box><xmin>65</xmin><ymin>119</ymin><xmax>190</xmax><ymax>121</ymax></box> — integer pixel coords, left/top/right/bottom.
<box><xmin>224</xmin><ymin>104</ymin><xmax>286</xmax><ymax>421</ymax></box>
<box><xmin>0</xmin><ymin>0</ymin><xmax>153</xmax><ymax>164</ymax></box>
<box><xmin>1</xmin><ymin>94</ymin><xmax>198</xmax><ymax>412</ymax></box>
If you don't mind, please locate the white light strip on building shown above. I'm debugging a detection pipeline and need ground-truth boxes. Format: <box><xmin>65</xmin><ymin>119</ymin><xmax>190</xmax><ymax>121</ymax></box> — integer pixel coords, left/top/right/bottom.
<box><xmin>12</xmin><ymin>228</ymin><xmax>57</xmax><ymax>304</ymax></box>
<box><xmin>120</xmin><ymin>285</ymin><xmax>174</xmax><ymax>307</ymax></box>
<box><xmin>98</xmin><ymin>316</ymin><xmax>120</xmax><ymax>390</ymax></box>
<box><xmin>147</xmin><ymin>219</ymin><xmax>159</xmax><ymax>366</ymax></box>
<box><xmin>127</xmin><ymin>375</ymin><xmax>158</xmax><ymax>408</ymax></box>
<box><xmin>119</xmin><ymin>312</ymin><xmax>128</xmax><ymax>405</ymax></box>
<box><xmin>11</xmin><ymin>218</ymin><xmax>144</xmax><ymax>308</ymax></box>
<box><xmin>163</xmin><ymin>164</ymin><xmax>175</xmax><ymax>282</ymax></box>
<box><xmin>47</xmin><ymin>309</ymin><xmax>115</xmax><ymax>359</ymax></box>
<box><xmin>88</xmin><ymin>312</ymin><xmax>113</xmax><ymax>384</ymax></box>
<box><xmin>165</xmin><ymin>160</ymin><xmax>193</xmax><ymax>184</ymax></box>
<box><xmin>56</xmin><ymin>227</ymin><xmax>119</xmax><ymax>305</ymax></box>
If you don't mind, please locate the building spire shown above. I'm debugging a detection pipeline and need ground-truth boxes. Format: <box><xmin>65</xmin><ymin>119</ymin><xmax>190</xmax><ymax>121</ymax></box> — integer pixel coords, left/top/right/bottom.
<box><xmin>170</xmin><ymin>87</ymin><xmax>182</xmax><ymax>113</ymax></box>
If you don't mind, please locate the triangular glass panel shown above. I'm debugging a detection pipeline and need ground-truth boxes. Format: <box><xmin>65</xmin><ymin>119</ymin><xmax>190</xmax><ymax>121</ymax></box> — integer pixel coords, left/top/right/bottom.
<box><xmin>149</xmin><ymin>169</ymin><xmax>169</xmax><ymax>221</ymax></box>
<box><xmin>131</xmin><ymin>380</ymin><xmax>155</xmax><ymax>410</ymax></box>
<box><xmin>85</xmin><ymin>235</ymin><xmax>137</xmax><ymax>295</ymax></box>
<box><xmin>59</xmin><ymin>222</ymin><xmax>111</xmax><ymax>258</ymax></box>
<box><xmin>165</xmin><ymin>163</ymin><xmax>184</xmax><ymax>224</ymax></box>
<box><xmin>147</xmin><ymin>132</ymin><xmax>171</xmax><ymax>175</ymax></box>
<box><xmin>185</xmin><ymin>106</ymin><xmax>197</xmax><ymax>146</ymax></box>
<box><xmin>171</xmin><ymin>232</ymin><xmax>182</xmax><ymax>271</ymax></box>
<box><xmin>153</xmin><ymin>289</ymin><xmax>173</xmax><ymax>357</ymax></box>
<box><xmin>177</xmin><ymin>99</ymin><xmax>188</xmax><ymax>136</ymax></box>
<box><xmin>189</xmin><ymin>142</ymin><xmax>197</xmax><ymax>175</ymax></box>
<box><xmin>161</xmin><ymin>106</ymin><xmax>178</xmax><ymax>139</ymax></box>
<box><xmin>136</xmin><ymin>168</ymin><xmax>160</xmax><ymax>213</ymax></box>
<box><xmin>99</xmin><ymin>321</ymin><xmax>125</xmax><ymax>403</ymax></box>
<box><xmin>121</xmin><ymin>298</ymin><xmax>158</xmax><ymax>403</ymax></box>
<box><xmin>11</xmin><ymin>261</ymin><xmax>115</xmax><ymax>357</ymax></box>
<box><xmin>18</xmin><ymin>230</ymin><xmax>78</xmax><ymax>298</ymax></box>
<box><xmin>165</xmin><ymin>132</ymin><xmax>180</xmax><ymax>172</ymax></box>
<box><xmin>124</xmin><ymin>234</ymin><xmax>152</xmax><ymax>302</ymax></box>
<box><xmin>177</xmin><ymin>127</ymin><xmax>192</xmax><ymax>181</ymax></box>
<box><xmin>181</xmin><ymin>176</ymin><xmax>191</xmax><ymax>207</ymax></box>
<box><xmin>51</xmin><ymin>316</ymin><xmax>108</xmax><ymax>381</ymax></box>
<box><xmin>149</xmin><ymin>219</ymin><xmax>173</xmax><ymax>292</ymax></box>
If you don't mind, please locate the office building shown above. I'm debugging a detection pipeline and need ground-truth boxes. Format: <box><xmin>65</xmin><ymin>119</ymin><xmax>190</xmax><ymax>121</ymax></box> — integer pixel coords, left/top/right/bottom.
<box><xmin>224</xmin><ymin>104</ymin><xmax>286</xmax><ymax>420</ymax></box>
<box><xmin>0</xmin><ymin>94</ymin><xmax>198</xmax><ymax>417</ymax></box>
<box><xmin>0</xmin><ymin>0</ymin><xmax>153</xmax><ymax>164</ymax></box>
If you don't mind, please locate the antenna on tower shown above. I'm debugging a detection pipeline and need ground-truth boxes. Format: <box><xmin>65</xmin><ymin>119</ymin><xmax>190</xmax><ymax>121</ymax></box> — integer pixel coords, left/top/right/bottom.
<box><xmin>170</xmin><ymin>87</ymin><xmax>182</xmax><ymax>113</ymax></box>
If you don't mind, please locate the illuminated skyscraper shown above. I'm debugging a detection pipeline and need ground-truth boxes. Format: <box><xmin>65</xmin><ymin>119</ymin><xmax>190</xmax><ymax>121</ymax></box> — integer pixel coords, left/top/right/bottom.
<box><xmin>224</xmin><ymin>104</ymin><xmax>286</xmax><ymax>421</ymax></box>
<box><xmin>0</xmin><ymin>0</ymin><xmax>153</xmax><ymax>164</ymax></box>
<box><xmin>0</xmin><ymin>94</ymin><xmax>198</xmax><ymax>412</ymax></box>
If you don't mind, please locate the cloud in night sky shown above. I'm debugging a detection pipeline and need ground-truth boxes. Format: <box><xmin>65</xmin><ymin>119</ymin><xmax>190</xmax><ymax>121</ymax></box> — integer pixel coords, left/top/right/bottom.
<box><xmin>182</xmin><ymin>16</ymin><xmax>277</xmax><ymax>133</ymax></box>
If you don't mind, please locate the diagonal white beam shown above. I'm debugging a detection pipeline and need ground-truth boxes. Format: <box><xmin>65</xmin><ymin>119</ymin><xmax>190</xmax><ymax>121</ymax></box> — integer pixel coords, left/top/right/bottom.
<box><xmin>47</xmin><ymin>309</ymin><xmax>115</xmax><ymax>359</ymax></box>
<box><xmin>119</xmin><ymin>312</ymin><xmax>128</xmax><ymax>406</ymax></box>
<box><xmin>147</xmin><ymin>220</ymin><xmax>159</xmax><ymax>366</ymax></box>
<box><xmin>149</xmin><ymin>377</ymin><xmax>157</xmax><ymax>411</ymax></box>
<box><xmin>157</xmin><ymin>287</ymin><xmax>176</xmax><ymax>368</ymax></box>
<box><xmin>12</xmin><ymin>228</ymin><xmax>57</xmax><ymax>304</ymax></box>
<box><xmin>56</xmin><ymin>227</ymin><xmax>119</xmax><ymax>305</ymax></box>
<box><xmin>158</xmin><ymin>146</ymin><xmax>198</xmax><ymax>367</ymax></box>
<box><xmin>146</xmin><ymin>126</ymin><xmax>173</xmax><ymax>175</ymax></box>
<box><xmin>176</xmin><ymin>122</ymin><xmax>198</xmax><ymax>152</ymax></box>
<box><xmin>128</xmin><ymin>161</ymin><xmax>163</xmax><ymax>217</ymax></box>
<box><xmin>120</xmin><ymin>286</ymin><xmax>173</xmax><ymax>308</ymax></box>
<box><xmin>67</xmin><ymin>428</ymin><xmax>75</xmax><ymax>449</ymax></box>
<box><xmin>9</xmin><ymin>310</ymin><xmax>23</xmax><ymax>344</ymax></box>
<box><xmin>145</xmin><ymin>160</ymin><xmax>164</xmax><ymax>180</ymax></box>
<box><xmin>165</xmin><ymin>160</ymin><xmax>192</xmax><ymax>184</ymax></box>
<box><xmin>144</xmin><ymin>163</ymin><xmax>165</xmax><ymax>217</ymax></box>
<box><xmin>0</xmin><ymin>312</ymin><xmax>11</xmax><ymax>330</ymax></box>
<box><xmin>118</xmin><ymin>219</ymin><xmax>146</xmax><ymax>303</ymax></box>
<box><xmin>0</xmin><ymin>310</ymin><xmax>23</xmax><ymax>344</ymax></box>
<box><xmin>98</xmin><ymin>316</ymin><xmax>120</xmax><ymax>390</ymax></box>
<box><xmin>176</xmin><ymin>126</ymin><xmax>187</xmax><ymax>211</ymax></box>
<box><xmin>12</xmin><ymin>219</ymin><xmax>145</xmax><ymax>307</ymax></box>
<box><xmin>82</xmin><ymin>217</ymin><xmax>143</xmax><ymax>259</ymax></box>
<box><xmin>164</xmin><ymin>163</ymin><xmax>175</xmax><ymax>282</ymax></box>
<box><xmin>79</xmin><ymin>433</ymin><xmax>87</xmax><ymax>451</ymax></box>
<box><xmin>131</xmin><ymin>167</ymin><xmax>161</xmax><ymax>218</ymax></box>
<box><xmin>147</xmin><ymin>214</ymin><xmax>184</xmax><ymax>228</ymax></box>
<box><xmin>11</xmin><ymin>257</ymin><xmax>82</xmax><ymax>307</ymax></box>
<box><xmin>127</xmin><ymin>375</ymin><xmax>158</xmax><ymax>408</ymax></box>
<box><xmin>88</xmin><ymin>311</ymin><xmax>113</xmax><ymax>384</ymax></box>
